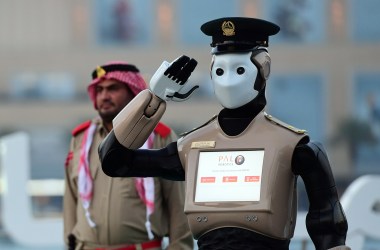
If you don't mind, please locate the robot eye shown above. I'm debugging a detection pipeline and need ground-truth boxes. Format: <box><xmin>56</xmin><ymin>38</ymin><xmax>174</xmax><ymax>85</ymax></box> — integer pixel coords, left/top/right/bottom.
<box><xmin>237</xmin><ymin>67</ymin><xmax>245</xmax><ymax>75</ymax></box>
<box><xmin>216</xmin><ymin>68</ymin><xmax>224</xmax><ymax>76</ymax></box>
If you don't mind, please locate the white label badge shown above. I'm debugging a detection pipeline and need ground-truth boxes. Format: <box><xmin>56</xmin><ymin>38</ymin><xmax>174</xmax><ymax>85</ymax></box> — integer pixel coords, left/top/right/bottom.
<box><xmin>195</xmin><ymin>150</ymin><xmax>264</xmax><ymax>202</ymax></box>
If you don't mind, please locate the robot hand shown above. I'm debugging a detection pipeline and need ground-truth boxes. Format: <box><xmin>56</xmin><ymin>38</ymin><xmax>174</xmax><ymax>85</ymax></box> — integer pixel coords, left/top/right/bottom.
<box><xmin>149</xmin><ymin>55</ymin><xmax>199</xmax><ymax>102</ymax></box>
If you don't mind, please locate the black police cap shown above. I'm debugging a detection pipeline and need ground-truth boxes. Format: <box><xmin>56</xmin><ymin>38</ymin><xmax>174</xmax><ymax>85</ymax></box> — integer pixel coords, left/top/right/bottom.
<box><xmin>201</xmin><ymin>17</ymin><xmax>280</xmax><ymax>53</ymax></box>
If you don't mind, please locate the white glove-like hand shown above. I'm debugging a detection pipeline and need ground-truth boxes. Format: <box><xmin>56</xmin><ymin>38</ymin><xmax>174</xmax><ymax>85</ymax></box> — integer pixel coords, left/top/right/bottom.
<box><xmin>149</xmin><ymin>55</ymin><xmax>198</xmax><ymax>102</ymax></box>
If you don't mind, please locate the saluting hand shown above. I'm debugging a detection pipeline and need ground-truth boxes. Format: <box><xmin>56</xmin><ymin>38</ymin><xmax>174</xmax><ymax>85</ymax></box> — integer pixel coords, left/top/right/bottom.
<box><xmin>149</xmin><ymin>55</ymin><xmax>199</xmax><ymax>102</ymax></box>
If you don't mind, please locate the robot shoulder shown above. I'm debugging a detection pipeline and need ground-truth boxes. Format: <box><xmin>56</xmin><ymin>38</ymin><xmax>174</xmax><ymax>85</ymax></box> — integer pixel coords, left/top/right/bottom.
<box><xmin>180</xmin><ymin>114</ymin><xmax>218</xmax><ymax>137</ymax></box>
<box><xmin>71</xmin><ymin>120</ymin><xmax>92</xmax><ymax>136</ymax></box>
<box><xmin>264</xmin><ymin>112</ymin><xmax>307</xmax><ymax>135</ymax></box>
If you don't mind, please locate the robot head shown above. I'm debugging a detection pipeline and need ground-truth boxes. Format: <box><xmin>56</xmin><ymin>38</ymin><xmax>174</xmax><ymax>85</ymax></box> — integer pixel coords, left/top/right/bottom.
<box><xmin>202</xmin><ymin>17</ymin><xmax>279</xmax><ymax>109</ymax></box>
<box><xmin>210</xmin><ymin>48</ymin><xmax>271</xmax><ymax>108</ymax></box>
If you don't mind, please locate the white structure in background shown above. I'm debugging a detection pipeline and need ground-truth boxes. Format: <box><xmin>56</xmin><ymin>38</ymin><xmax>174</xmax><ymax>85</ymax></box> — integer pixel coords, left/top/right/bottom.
<box><xmin>0</xmin><ymin>132</ymin><xmax>63</xmax><ymax>247</ymax></box>
<box><xmin>341</xmin><ymin>175</ymin><xmax>380</xmax><ymax>249</ymax></box>
<box><xmin>0</xmin><ymin>132</ymin><xmax>380</xmax><ymax>249</ymax></box>
<box><xmin>293</xmin><ymin>175</ymin><xmax>380</xmax><ymax>249</ymax></box>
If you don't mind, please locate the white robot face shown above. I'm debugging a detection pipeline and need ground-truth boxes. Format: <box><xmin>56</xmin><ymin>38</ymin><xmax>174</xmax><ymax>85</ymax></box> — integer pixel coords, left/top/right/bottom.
<box><xmin>211</xmin><ymin>52</ymin><xmax>258</xmax><ymax>109</ymax></box>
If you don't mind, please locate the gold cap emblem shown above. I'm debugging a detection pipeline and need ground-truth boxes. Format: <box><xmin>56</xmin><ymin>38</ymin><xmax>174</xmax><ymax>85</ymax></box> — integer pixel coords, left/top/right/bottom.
<box><xmin>222</xmin><ymin>21</ymin><xmax>235</xmax><ymax>36</ymax></box>
<box><xmin>96</xmin><ymin>66</ymin><xmax>106</xmax><ymax>78</ymax></box>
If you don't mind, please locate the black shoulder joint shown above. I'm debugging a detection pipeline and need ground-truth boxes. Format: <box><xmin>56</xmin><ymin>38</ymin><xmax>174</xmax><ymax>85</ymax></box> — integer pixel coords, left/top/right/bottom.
<box><xmin>292</xmin><ymin>141</ymin><xmax>330</xmax><ymax>175</ymax></box>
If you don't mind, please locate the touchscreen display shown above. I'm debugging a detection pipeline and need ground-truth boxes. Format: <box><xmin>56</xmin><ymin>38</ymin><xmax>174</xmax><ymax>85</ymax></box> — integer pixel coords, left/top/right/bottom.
<box><xmin>194</xmin><ymin>150</ymin><xmax>264</xmax><ymax>202</ymax></box>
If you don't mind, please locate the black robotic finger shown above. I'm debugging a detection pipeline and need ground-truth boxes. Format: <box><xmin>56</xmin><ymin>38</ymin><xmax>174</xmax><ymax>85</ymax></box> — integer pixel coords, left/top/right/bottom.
<box><xmin>175</xmin><ymin>58</ymin><xmax>198</xmax><ymax>85</ymax></box>
<box><xmin>164</xmin><ymin>55</ymin><xmax>190</xmax><ymax>79</ymax></box>
<box><xmin>172</xmin><ymin>85</ymin><xmax>200</xmax><ymax>100</ymax></box>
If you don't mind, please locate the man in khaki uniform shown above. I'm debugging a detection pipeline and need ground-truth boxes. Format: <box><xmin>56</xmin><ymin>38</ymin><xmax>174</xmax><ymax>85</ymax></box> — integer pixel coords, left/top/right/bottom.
<box><xmin>63</xmin><ymin>61</ymin><xmax>193</xmax><ymax>250</ymax></box>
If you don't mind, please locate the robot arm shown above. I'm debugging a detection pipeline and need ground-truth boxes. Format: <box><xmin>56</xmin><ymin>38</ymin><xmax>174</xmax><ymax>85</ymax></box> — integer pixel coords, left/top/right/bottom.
<box><xmin>99</xmin><ymin>93</ymin><xmax>185</xmax><ymax>180</ymax></box>
<box><xmin>113</xmin><ymin>89</ymin><xmax>166</xmax><ymax>149</ymax></box>
<box><xmin>113</xmin><ymin>55</ymin><xmax>198</xmax><ymax>149</ymax></box>
<box><xmin>99</xmin><ymin>56</ymin><xmax>199</xmax><ymax>180</ymax></box>
<box><xmin>99</xmin><ymin>133</ymin><xmax>185</xmax><ymax>181</ymax></box>
<box><xmin>292</xmin><ymin>141</ymin><xmax>349</xmax><ymax>250</ymax></box>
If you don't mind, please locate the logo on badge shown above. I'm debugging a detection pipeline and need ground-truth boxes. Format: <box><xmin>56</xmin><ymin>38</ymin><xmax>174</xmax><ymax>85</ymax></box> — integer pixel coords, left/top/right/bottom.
<box><xmin>235</xmin><ymin>155</ymin><xmax>245</xmax><ymax>165</ymax></box>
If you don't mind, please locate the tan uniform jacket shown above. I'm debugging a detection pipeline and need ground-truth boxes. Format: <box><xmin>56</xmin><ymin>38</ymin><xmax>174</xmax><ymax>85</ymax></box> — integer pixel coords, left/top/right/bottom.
<box><xmin>63</xmin><ymin>118</ymin><xmax>193</xmax><ymax>249</ymax></box>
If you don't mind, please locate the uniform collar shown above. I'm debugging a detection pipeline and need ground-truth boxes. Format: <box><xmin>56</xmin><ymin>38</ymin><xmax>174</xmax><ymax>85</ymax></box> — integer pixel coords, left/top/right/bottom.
<box><xmin>91</xmin><ymin>117</ymin><xmax>110</xmax><ymax>137</ymax></box>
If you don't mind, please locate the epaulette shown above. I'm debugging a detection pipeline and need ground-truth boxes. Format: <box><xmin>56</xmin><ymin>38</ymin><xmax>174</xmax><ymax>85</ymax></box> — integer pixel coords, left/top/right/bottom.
<box><xmin>180</xmin><ymin>114</ymin><xmax>218</xmax><ymax>137</ymax></box>
<box><xmin>71</xmin><ymin>120</ymin><xmax>91</xmax><ymax>136</ymax></box>
<box><xmin>65</xmin><ymin>151</ymin><xmax>73</xmax><ymax>168</ymax></box>
<box><xmin>264</xmin><ymin>112</ymin><xmax>307</xmax><ymax>134</ymax></box>
<box><xmin>154</xmin><ymin>122</ymin><xmax>171</xmax><ymax>138</ymax></box>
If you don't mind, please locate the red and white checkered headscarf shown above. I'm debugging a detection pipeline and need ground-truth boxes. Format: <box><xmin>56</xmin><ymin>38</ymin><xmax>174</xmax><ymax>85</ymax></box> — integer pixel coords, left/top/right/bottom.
<box><xmin>87</xmin><ymin>61</ymin><xmax>147</xmax><ymax>109</ymax></box>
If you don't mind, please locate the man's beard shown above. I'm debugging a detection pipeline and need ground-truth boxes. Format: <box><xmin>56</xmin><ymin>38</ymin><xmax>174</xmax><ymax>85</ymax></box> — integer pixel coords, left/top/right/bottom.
<box><xmin>98</xmin><ymin>110</ymin><xmax>119</xmax><ymax>124</ymax></box>
<box><xmin>97</xmin><ymin>99</ymin><xmax>129</xmax><ymax>125</ymax></box>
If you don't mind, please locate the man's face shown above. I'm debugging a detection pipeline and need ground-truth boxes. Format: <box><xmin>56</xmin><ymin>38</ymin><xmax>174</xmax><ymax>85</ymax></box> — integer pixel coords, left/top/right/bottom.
<box><xmin>95</xmin><ymin>79</ymin><xmax>134</xmax><ymax>123</ymax></box>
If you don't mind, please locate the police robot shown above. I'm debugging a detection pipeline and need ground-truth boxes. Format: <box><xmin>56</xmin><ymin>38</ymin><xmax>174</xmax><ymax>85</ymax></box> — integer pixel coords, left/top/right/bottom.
<box><xmin>99</xmin><ymin>17</ymin><xmax>350</xmax><ymax>250</ymax></box>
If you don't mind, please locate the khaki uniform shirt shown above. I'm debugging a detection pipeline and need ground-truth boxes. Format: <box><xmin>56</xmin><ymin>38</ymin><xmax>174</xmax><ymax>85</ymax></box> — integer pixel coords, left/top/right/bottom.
<box><xmin>64</xmin><ymin>118</ymin><xmax>193</xmax><ymax>249</ymax></box>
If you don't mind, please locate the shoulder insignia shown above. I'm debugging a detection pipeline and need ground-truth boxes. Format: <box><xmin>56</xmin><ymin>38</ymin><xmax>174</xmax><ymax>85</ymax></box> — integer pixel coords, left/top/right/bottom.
<box><xmin>264</xmin><ymin>112</ymin><xmax>307</xmax><ymax>134</ymax></box>
<box><xmin>154</xmin><ymin>122</ymin><xmax>171</xmax><ymax>138</ymax></box>
<box><xmin>71</xmin><ymin>120</ymin><xmax>91</xmax><ymax>136</ymax></box>
<box><xmin>65</xmin><ymin>151</ymin><xmax>73</xmax><ymax>168</ymax></box>
<box><xmin>180</xmin><ymin>114</ymin><xmax>218</xmax><ymax>137</ymax></box>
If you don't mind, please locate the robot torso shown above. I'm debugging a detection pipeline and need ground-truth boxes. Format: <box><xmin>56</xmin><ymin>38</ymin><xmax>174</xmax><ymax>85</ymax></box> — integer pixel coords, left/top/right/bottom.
<box><xmin>177</xmin><ymin>111</ymin><xmax>308</xmax><ymax>240</ymax></box>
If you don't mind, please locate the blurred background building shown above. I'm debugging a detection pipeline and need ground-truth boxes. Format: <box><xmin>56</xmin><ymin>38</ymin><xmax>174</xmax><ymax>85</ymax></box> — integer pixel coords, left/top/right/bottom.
<box><xmin>0</xmin><ymin>0</ymin><xmax>380</xmax><ymax>249</ymax></box>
